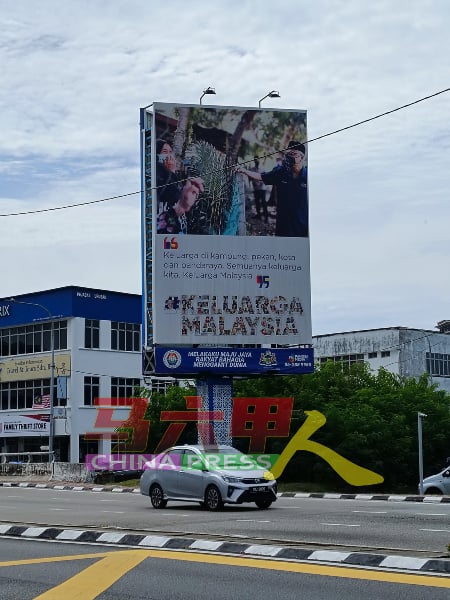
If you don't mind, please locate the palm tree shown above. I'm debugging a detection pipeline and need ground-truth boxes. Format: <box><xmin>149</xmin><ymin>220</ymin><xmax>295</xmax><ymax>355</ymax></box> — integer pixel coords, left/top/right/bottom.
<box><xmin>186</xmin><ymin>140</ymin><xmax>240</xmax><ymax>235</ymax></box>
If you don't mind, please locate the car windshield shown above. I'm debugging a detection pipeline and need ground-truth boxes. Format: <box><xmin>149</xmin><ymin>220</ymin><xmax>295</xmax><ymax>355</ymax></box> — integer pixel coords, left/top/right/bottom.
<box><xmin>198</xmin><ymin>448</ymin><xmax>261</xmax><ymax>472</ymax></box>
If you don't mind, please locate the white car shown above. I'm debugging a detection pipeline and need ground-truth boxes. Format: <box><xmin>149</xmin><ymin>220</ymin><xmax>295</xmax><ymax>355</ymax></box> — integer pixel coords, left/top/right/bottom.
<box><xmin>421</xmin><ymin>467</ymin><xmax>450</xmax><ymax>495</ymax></box>
<box><xmin>139</xmin><ymin>444</ymin><xmax>277</xmax><ymax>510</ymax></box>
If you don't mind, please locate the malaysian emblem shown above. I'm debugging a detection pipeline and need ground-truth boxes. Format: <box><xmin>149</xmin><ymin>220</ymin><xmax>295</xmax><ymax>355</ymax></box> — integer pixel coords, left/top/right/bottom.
<box><xmin>259</xmin><ymin>350</ymin><xmax>277</xmax><ymax>367</ymax></box>
<box><xmin>163</xmin><ymin>350</ymin><xmax>182</xmax><ymax>369</ymax></box>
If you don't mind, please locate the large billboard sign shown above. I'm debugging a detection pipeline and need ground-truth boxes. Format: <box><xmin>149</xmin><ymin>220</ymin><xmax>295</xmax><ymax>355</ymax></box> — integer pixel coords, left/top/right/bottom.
<box><xmin>142</xmin><ymin>103</ymin><xmax>312</xmax><ymax>375</ymax></box>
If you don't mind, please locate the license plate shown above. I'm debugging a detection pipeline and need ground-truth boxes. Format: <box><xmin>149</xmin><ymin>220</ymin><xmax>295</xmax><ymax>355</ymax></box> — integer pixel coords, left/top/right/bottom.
<box><xmin>250</xmin><ymin>486</ymin><xmax>268</xmax><ymax>492</ymax></box>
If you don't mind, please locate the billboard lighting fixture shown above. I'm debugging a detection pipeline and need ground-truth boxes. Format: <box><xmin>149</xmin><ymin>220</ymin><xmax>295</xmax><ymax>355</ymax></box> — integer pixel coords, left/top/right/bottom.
<box><xmin>200</xmin><ymin>87</ymin><xmax>216</xmax><ymax>105</ymax></box>
<box><xmin>259</xmin><ymin>90</ymin><xmax>280</xmax><ymax>107</ymax></box>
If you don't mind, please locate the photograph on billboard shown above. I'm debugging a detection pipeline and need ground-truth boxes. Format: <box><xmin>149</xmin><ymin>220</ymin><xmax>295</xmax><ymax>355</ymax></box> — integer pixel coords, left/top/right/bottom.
<box><xmin>144</xmin><ymin>102</ymin><xmax>312</xmax><ymax>354</ymax></box>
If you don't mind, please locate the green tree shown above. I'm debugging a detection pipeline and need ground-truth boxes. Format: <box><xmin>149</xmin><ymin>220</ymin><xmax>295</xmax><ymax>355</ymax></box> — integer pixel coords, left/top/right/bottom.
<box><xmin>135</xmin><ymin>384</ymin><xmax>197</xmax><ymax>452</ymax></box>
<box><xmin>234</xmin><ymin>363</ymin><xmax>450</xmax><ymax>492</ymax></box>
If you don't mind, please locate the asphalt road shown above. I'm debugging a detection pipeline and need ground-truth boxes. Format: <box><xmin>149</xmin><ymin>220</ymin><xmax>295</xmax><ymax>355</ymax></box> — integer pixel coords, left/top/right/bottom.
<box><xmin>0</xmin><ymin>537</ymin><xmax>449</xmax><ymax>600</ymax></box>
<box><xmin>0</xmin><ymin>486</ymin><xmax>449</xmax><ymax>557</ymax></box>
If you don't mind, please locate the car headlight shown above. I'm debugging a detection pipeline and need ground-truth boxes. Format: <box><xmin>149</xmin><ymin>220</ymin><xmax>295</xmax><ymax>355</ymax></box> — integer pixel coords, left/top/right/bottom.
<box><xmin>221</xmin><ymin>475</ymin><xmax>243</xmax><ymax>484</ymax></box>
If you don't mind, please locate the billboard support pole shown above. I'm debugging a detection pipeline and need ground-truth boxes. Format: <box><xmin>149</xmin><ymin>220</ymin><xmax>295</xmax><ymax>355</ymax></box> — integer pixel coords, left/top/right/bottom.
<box><xmin>196</xmin><ymin>376</ymin><xmax>233</xmax><ymax>446</ymax></box>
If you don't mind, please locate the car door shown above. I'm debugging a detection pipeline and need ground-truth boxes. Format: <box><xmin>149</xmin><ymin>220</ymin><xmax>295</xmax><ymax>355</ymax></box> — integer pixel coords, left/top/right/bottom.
<box><xmin>441</xmin><ymin>468</ymin><xmax>450</xmax><ymax>494</ymax></box>
<box><xmin>158</xmin><ymin>448</ymin><xmax>184</xmax><ymax>497</ymax></box>
<box><xmin>177</xmin><ymin>449</ymin><xmax>206</xmax><ymax>499</ymax></box>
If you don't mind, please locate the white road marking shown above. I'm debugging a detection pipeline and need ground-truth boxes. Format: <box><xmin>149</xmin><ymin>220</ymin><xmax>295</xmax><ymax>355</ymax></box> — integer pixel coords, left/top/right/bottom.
<box><xmin>320</xmin><ymin>523</ymin><xmax>360</xmax><ymax>527</ymax></box>
<box><xmin>236</xmin><ymin>519</ymin><xmax>270</xmax><ymax>523</ymax></box>
<box><xmin>101</xmin><ymin>510</ymin><xmax>125</xmax><ymax>514</ymax></box>
<box><xmin>415</xmin><ymin>513</ymin><xmax>446</xmax><ymax>516</ymax></box>
<box><xmin>420</xmin><ymin>528</ymin><xmax>450</xmax><ymax>533</ymax></box>
<box><xmin>352</xmin><ymin>510</ymin><xmax>387</xmax><ymax>514</ymax></box>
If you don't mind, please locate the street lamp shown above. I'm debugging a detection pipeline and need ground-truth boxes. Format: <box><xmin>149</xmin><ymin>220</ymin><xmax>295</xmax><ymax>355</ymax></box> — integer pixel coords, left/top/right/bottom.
<box><xmin>8</xmin><ymin>298</ymin><xmax>55</xmax><ymax>464</ymax></box>
<box><xmin>418</xmin><ymin>411</ymin><xmax>427</xmax><ymax>495</ymax></box>
<box><xmin>258</xmin><ymin>90</ymin><xmax>280</xmax><ymax>108</ymax></box>
<box><xmin>200</xmin><ymin>86</ymin><xmax>216</xmax><ymax>105</ymax></box>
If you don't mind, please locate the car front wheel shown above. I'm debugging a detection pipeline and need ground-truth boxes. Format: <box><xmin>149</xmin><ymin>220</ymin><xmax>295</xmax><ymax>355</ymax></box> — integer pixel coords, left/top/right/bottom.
<box><xmin>150</xmin><ymin>483</ymin><xmax>167</xmax><ymax>508</ymax></box>
<box><xmin>204</xmin><ymin>485</ymin><xmax>223</xmax><ymax>511</ymax></box>
<box><xmin>255</xmin><ymin>499</ymin><xmax>272</xmax><ymax>509</ymax></box>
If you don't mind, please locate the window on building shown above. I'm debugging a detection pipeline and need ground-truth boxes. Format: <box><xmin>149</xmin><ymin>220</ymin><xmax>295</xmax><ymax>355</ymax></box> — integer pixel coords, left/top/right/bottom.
<box><xmin>84</xmin><ymin>319</ymin><xmax>100</xmax><ymax>349</ymax></box>
<box><xmin>381</xmin><ymin>350</ymin><xmax>390</xmax><ymax>358</ymax></box>
<box><xmin>368</xmin><ymin>351</ymin><xmax>377</xmax><ymax>359</ymax></box>
<box><xmin>0</xmin><ymin>378</ymin><xmax>65</xmax><ymax>410</ymax></box>
<box><xmin>150</xmin><ymin>378</ymin><xmax>179</xmax><ymax>394</ymax></box>
<box><xmin>0</xmin><ymin>321</ymin><xmax>68</xmax><ymax>357</ymax></box>
<box><xmin>79</xmin><ymin>437</ymin><xmax>98</xmax><ymax>463</ymax></box>
<box><xmin>111</xmin><ymin>377</ymin><xmax>141</xmax><ymax>403</ymax></box>
<box><xmin>426</xmin><ymin>352</ymin><xmax>450</xmax><ymax>377</ymax></box>
<box><xmin>53</xmin><ymin>322</ymin><xmax>68</xmax><ymax>350</ymax></box>
<box><xmin>111</xmin><ymin>322</ymin><xmax>140</xmax><ymax>352</ymax></box>
<box><xmin>17</xmin><ymin>327</ymin><xmax>26</xmax><ymax>354</ymax></box>
<box><xmin>84</xmin><ymin>376</ymin><xmax>100</xmax><ymax>406</ymax></box>
<box><xmin>318</xmin><ymin>354</ymin><xmax>364</xmax><ymax>368</ymax></box>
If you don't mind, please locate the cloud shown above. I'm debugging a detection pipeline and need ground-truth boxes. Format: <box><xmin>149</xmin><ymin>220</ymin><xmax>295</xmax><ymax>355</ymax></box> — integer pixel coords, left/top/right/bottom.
<box><xmin>1</xmin><ymin>0</ymin><xmax>450</xmax><ymax>337</ymax></box>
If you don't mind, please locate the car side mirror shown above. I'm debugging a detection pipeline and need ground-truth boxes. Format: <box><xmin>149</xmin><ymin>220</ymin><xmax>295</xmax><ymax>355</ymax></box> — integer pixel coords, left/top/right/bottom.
<box><xmin>443</xmin><ymin>470</ymin><xmax>450</xmax><ymax>478</ymax></box>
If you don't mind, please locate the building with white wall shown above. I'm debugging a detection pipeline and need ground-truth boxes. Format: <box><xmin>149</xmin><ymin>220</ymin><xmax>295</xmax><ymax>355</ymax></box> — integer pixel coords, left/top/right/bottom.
<box><xmin>313</xmin><ymin>324</ymin><xmax>450</xmax><ymax>393</ymax></box>
<box><xmin>0</xmin><ymin>287</ymin><xmax>154</xmax><ymax>463</ymax></box>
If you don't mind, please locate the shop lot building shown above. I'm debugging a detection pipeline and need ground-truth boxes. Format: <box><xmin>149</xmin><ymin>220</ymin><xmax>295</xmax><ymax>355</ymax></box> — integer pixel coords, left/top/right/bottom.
<box><xmin>313</xmin><ymin>322</ymin><xmax>450</xmax><ymax>394</ymax></box>
<box><xmin>0</xmin><ymin>286</ymin><xmax>148</xmax><ymax>463</ymax></box>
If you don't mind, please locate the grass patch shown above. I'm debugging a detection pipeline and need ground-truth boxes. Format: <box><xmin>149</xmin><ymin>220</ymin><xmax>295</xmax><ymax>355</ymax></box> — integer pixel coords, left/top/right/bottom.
<box><xmin>118</xmin><ymin>479</ymin><xmax>140</xmax><ymax>487</ymax></box>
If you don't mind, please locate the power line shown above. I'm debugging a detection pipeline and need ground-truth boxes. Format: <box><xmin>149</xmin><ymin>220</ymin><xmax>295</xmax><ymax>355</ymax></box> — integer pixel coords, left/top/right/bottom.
<box><xmin>303</xmin><ymin>85</ymin><xmax>450</xmax><ymax>145</ymax></box>
<box><xmin>0</xmin><ymin>190</ymin><xmax>140</xmax><ymax>217</ymax></box>
<box><xmin>1</xmin><ymin>85</ymin><xmax>449</xmax><ymax>218</ymax></box>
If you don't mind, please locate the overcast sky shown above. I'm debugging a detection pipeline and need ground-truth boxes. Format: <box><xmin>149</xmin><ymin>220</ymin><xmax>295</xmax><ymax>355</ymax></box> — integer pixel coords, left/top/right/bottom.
<box><xmin>1</xmin><ymin>0</ymin><xmax>449</xmax><ymax>336</ymax></box>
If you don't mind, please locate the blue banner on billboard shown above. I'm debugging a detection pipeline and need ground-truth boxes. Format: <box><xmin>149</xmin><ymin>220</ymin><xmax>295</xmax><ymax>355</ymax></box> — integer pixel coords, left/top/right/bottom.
<box><xmin>154</xmin><ymin>346</ymin><xmax>314</xmax><ymax>375</ymax></box>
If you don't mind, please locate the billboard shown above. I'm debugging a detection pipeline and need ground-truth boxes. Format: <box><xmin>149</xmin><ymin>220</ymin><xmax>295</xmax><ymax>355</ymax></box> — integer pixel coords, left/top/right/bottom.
<box><xmin>142</xmin><ymin>103</ymin><xmax>312</xmax><ymax>373</ymax></box>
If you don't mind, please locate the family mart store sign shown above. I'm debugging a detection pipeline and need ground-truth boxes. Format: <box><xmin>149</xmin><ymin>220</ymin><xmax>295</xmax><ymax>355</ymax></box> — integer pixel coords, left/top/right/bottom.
<box><xmin>0</xmin><ymin>414</ymin><xmax>50</xmax><ymax>437</ymax></box>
